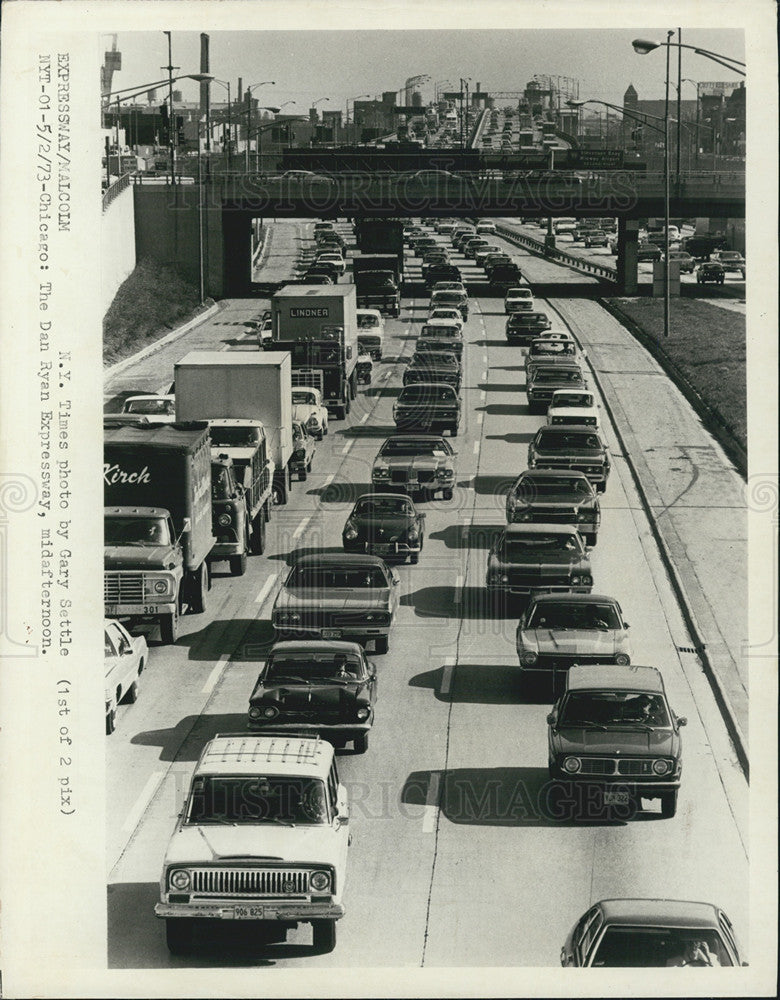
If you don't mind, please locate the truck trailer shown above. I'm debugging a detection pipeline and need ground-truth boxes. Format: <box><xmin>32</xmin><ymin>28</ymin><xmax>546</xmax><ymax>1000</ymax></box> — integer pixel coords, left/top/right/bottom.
<box><xmin>103</xmin><ymin>420</ymin><xmax>215</xmax><ymax>645</ymax></box>
<box><xmin>175</xmin><ymin>352</ymin><xmax>295</xmax><ymax>506</ymax></box>
<box><xmin>352</xmin><ymin>254</ymin><xmax>401</xmax><ymax>317</ymax></box>
<box><xmin>270</xmin><ymin>285</ymin><xmax>359</xmax><ymax>420</ymax></box>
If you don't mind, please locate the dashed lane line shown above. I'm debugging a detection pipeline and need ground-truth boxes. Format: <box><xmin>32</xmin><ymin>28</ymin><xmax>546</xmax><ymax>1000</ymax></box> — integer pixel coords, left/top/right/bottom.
<box><xmin>292</xmin><ymin>514</ymin><xmax>312</xmax><ymax>540</ymax></box>
<box><xmin>121</xmin><ymin>771</ymin><xmax>166</xmax><ymax>833</ymax></box>
<box><xmin>254</xmin><ymin>572</ymin><xmax>279</xmax><ymax>605</ymax></box>
<box><xmin>201</xmin><ymin>653</ymin><xmax>230</xmax><ymax>695</ymax></box>
<box><xmin>422</xmin><ymin>771</ymin><xmax>441</xmax><ymax>834</ymax></box>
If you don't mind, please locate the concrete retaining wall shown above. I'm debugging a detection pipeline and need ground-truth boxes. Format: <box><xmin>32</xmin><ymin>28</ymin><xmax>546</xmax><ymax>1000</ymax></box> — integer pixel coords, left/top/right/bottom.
<box><xmin>101</xmin><ymin>183</ymin><xmax>136</xmax><ymax>315</ymax></box>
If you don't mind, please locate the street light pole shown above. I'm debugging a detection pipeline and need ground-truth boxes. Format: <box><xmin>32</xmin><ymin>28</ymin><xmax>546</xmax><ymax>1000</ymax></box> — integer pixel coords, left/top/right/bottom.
<box><xmin>163</xmin><ymin>30</ymin><xmax>178</xmax><ymax>191</ymax></box>
<box><xmin>663</xmin><ymin>29</ymin><xmax>673</xmax><ymax>339</ymax></box>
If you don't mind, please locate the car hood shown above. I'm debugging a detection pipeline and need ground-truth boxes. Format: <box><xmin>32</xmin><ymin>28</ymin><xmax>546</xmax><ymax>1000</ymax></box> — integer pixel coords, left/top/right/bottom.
<box><xmin>276</xmin><ymin>587</ymin><xmax>391</xmax><ymax>611</ymax></box>
<box><xmin>104</xmin><ymin>545</ymin><xmax>180</xmax><ymax>570</ymax></box>
<box><xmin>489</xmin><ymin>552</ymin><xmax>589</xmax><ymax>572</ymax></box>
<box><xmin>513</xmin><ymin>495</ymin><xmax>595</xmax><ymax>510</ymax></box>
<box><xmin>163</xmin><ymin>823</ymin><xmax>343</xmax><ymax>868</ymax></box>
<box><xmin>348</xmin><ymin>515</ymin><xmax>414</xmax><ymax>540</ymax></box>
<box><xmin>551</xmin><ymin>727</ymin><xmax>677</xmax><ymax>756</ymax></box>
<box><xmin>377</xmin><ymin>455</ymin><xmax>449</xmax><ymax>470</ymax></box>
<box><xmin>521</xmin><ymin>628</ymin><xmax>625</xmax><ymax>655</ymax></box>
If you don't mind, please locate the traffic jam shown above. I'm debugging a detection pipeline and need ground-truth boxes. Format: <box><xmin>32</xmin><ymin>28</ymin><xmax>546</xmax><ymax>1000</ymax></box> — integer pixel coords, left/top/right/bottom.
<box><xmin>105</xmin><ymin>195</ymin><xmax>746</xmax><ymax>965</ymax></box>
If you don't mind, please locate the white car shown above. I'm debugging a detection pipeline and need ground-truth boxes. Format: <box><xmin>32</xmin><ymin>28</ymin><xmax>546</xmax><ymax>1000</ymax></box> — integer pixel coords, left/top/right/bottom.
<box><xmin>105</xmin><ymin>619</ymin><xmax>148</xmax><ymax>734</ymax></box>
<box><xmin>291</xmin><ymin>386</ymin><xmax>329</xmax><ymax>440</ymax></box>
<box><xmin>426</xmin><ymin>307</ymin><xmax>464</xmax><ymax>332</ymax></box>
<box><xmin>476</xmin><ymin>221</ymin><xmax>497</xmax><ymax>234</ymax></box>
<box><xmin>504</xmin><ymin>287</ymin><xmax>534</xmax><ymax>313</ymax></box>
<box><xmin>431</xmin><ymin>281</ymin><xmax>467</xmax><ymax>295</ymax></box>
<box><xmin>315</xmin><ymin>252</ymin><xmax>346</xmax><ymax>275</ymax></box>
<box><xmin>547</xmin><ymin>389</ymin><xmax>601</xmax><ymax>430</ymax></box>
<box><xmin>121</xmin><ymin>395</ymin><xmax>176</xmax><ymax>422</ymax></box>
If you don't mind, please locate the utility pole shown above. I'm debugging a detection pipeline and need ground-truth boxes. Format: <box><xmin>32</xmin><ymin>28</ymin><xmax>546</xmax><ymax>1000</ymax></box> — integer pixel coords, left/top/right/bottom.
<box><xmin>676</xmin><ymin>27</ymin><xmax>682</xmax><ymax>185</ymax></box>
<box><xmin>163</xmin><ymin>31</ymin><xmax>177</xmax><ymax>192</ymax></box>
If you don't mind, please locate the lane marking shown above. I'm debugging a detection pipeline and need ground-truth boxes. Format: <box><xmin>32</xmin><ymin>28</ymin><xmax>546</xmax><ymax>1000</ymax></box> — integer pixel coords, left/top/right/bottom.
<box><xmin>454</xmin><ymin>574</ymin><xmax>464</xmax><ymax>603</ymax></box>
<box><xmin>323</xmin><ymin>473</ymin><xmax>335</xmax><ymax>488</ymax></box>
<box><xmin>473</xmin><ymin>440</ymin><xmax>480</xmax><ymax>454</ymax></box>
<box><xmin>482</xmin><ymin>354</ymin><xmax>488</xmax><ymax>365</ymax></box>
<box><xmin>254</xmin><ymin>572</ymin><xmax>279</xmax><ymax>605</ymax></box>
<box><xmin>481</xmin><ymin>370</ymin><xmax>488</xmax><ymax>380</ymax></box>
<box><xmin>480</xmin><ymin>390</ymin><xmax>486</xmax><ymax>402</ymax></box>
<box><xmin>202</xmin><ymin>653</ymin><xmax>230</xmax><ymax>695</ymax></box>
<box><xmin>122</xmin><ymin>771</ymin><xmax>165</xmax><ymax>832</ymax></box>
<box><xmin>477</xmin><ymin>412</ymin><xmax>484</xmax><ymax>425</ymax></box>
<box><xmin>292</xmin><ymin>514</ymin><xmax>312</xmax><ymax>539</ymax></box>
<box><xmin>422</xmin><ymin>770</ymin><xmax>441</xmax><ymax>833</ymax></box>
<box><xmin>440</xmin><ymin>657</ymin><xmax>456</xmax><ymax>695</ymax></box>
<box><xmin>341</xmin><ymin>439</ymin><xmax>354</xmax><ymax>456</ymax></box>
<box><xmin>359</xmin><ymin>412</ymin><xmax>369</xmax><ymax>424</ymax></box>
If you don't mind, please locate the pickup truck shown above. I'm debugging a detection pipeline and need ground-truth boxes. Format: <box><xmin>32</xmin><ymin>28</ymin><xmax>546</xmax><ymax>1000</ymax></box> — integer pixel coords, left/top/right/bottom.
<box><xmin>393</xmin><ymin>383</ymin><xmax>461</xmax><ymax>437</ymax></box>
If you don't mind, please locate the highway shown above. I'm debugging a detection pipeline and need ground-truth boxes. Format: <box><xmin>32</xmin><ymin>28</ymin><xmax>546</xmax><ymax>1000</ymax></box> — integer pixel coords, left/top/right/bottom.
<box><xmin>105</xmin><ymin>219</ymin><xmax>748</xmax><ymax>968</ymax></box>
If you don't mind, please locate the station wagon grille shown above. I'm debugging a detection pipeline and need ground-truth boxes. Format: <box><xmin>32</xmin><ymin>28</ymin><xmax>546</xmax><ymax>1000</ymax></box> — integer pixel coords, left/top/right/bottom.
<box><xmin>190</xmin><ymin>867</ymin><xmax>311</xmax><ymax>897</ymax></box>
<box><xmin>104</xmin><ymin>572</ymin><xmax>144</xmax><ymax>603</ymax></box>
<box><xmin>578</xmin><ymin>758</ymin><xmax>655</xmax><ymax>776</ymax></box>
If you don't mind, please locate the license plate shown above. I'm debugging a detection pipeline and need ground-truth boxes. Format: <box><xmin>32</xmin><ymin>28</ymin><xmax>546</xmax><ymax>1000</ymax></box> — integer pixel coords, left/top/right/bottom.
<box><xmin>227</xmin><ymin>905</ymin><xmax>265</xmax><ymax>920</ymax></box>
<box><xmin>322</xmin><ymin>629</ymin><xmax>342</xmax><ymax>638</ymax></box>
<box><xmin>372</xmin><ymin>544</ymin><xmax>394</xmax><ymax>554</ymax></box>
<box><xmin>604</xmin><ymin>790</ymin><xmax>629</xmax><ymax>806</ymax></box>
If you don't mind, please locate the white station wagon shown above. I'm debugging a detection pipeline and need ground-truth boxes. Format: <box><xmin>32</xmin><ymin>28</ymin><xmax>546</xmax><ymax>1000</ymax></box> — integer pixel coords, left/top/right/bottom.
<box><xmin>547</xmin><ymin>389</ymin><xmax>601</xmax><ymax>430</ymax></box>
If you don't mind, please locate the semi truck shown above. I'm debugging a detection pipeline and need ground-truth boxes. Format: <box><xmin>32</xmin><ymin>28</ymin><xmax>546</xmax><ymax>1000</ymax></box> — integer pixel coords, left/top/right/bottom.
<box><xmin>354</xmin><ymin>219</ymin><xmax>404</xmax><ymax>271</ymax></box>
<box><xmin>352</xmin><ymin>254</ymin><xmax>401</xmax><ymax>317</ymax></box>
<box><xmin>270</xmin><ymin>285</ymin><xmax>359</xmax><ymax>420</ymax></box>
<box><xmin>175</xmin><ymin>352</ymin><xmax>295</xmax><ymax>506</ymax></box>
<box><xmin>103</xmin><ymin>420</ymin><xmax>215</xmax><ymax>645</ymax></box>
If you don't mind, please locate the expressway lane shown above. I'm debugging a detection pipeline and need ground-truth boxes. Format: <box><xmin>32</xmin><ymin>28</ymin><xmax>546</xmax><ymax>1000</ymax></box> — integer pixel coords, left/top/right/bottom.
<box><xmin>106</xmin><ymin>220</ymin><xmax>748</xmax><ymax>968</ymax></box>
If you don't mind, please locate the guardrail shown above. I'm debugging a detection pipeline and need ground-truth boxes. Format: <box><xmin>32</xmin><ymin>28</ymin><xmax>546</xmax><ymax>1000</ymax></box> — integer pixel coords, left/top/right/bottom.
<box><xmin>101</xmin><ymin>172</ymin><xmax>132</xmax><ymax>211</ymax></box>
<box><xmin>495</xmin><ymin>222</ymin><xmax>619</xmax><ymax>281</ymax></box>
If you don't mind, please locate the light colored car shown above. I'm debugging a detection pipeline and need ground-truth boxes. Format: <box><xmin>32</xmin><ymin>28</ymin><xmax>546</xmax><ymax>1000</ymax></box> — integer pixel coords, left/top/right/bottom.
<box><xmin>504</xmin><ymin>287</ymin><xmax>535</xmax><ymax>313</ymax></box>
<box><xmin>431</xmin><ymin>281</ymin><xmax>467</xmax><ymax>295</ymax></box>
<box><xmin>121</xmin><ymin>395</ymin><xmax>176</xmax><ymax>422</ymax></box>
<box><xmin>315</xmin><ymin>252</ymin><xmax>346</xmax><ymax>276</ymax></box>
<box><xmin>427</xmin><ymin>307</ymin><xmax>464</xmax><ymax>332</ymax></box>
<box><xmin>548</xmin><ymin>389</ymin><xmax>600</xmax><ymax>430</ymax></box>
<box><xmin>104</xmin><ymin>619</ymin><xmax>148</xmax><ymax>734</ymax></box>
<box><xmin>291</xmin><ymin>386</ymin><xmax>329</xmax><ymax>440</ymax></box>
<box><xmin>155</xmin><ymin>733</ymin><xmax>349</xmax><ymax>954</ymax></box>
<box><xmin>477</xmin><ymin>222</ymin><xmax>497</xmax><ymax>236</ymax></box>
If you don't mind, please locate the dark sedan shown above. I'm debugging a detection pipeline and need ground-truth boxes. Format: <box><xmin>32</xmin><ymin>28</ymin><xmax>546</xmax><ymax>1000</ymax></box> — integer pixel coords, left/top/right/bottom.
<box><xmin>403</xmin><ymin>352</ymin><xmax>461</xmax><ymax>392</ymax></box>
<box><xmin>343</xmin><ymin>492</ymin><xmax>425</xmax><ymax>564</ymax></box>
<box><xmin>636</xmin><ymin>242</ymin><xmax>662</xmax><ymax>262</ymax></box>
<box><xmin>528</xmin><ymin>426</ymin><xmax>611</xmax><ymax>492</ymax></box>
<box><xmin>247</xmin><ymin>640</ymin><xmax>377</xmax><ymax>752</ymax></box>
<box><xmin>424</xmin><ymin>264</ymin><xmax>463</xmax><ymax>288</ymax></box>
<box><xmin>696</xmin><ymin>261</ymin><xmax>726</xmax><ymax>284</ymax></box>
<box><xmin>506</xmin><ymin>312</ymin><xmax>553</xmax><ymax>343</ymax></box>
<box><xmin>506</xmin><ymin>469</ymin><xmax>600</xmax><ymax>545</ymax></box>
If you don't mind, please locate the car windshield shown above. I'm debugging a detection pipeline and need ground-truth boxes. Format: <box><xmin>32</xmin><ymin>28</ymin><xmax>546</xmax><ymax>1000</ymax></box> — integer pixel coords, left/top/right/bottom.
<box><xmin>288</xmin><ymin>566</ymin><xmax>389</xmax><ymax>589</ymax></box>
<box><xmin>527</xmin><ymin>601</ymin><xmax>620</xmax><ymax>630</ymax></box>
<box><xmin>105</xmin><ymin>515</ymin><xmax>171</xmax><ymax>546</ymax></box>
<box><xmin>516</xmin><ymin>476</ymin><xmax>593</xmax><ymax>497</ymax></box>
<box><xmin>357</xmin><ymin>314</ymin><xmax>380</xmax><ymax>329</ymax></box>
<box><xmin>186</xmin><ymin>775</ymin><xmax>330</xmax><ymax>825</ymax></box>
<box><xmin>211</xmin><ymin>465</ymin><xmax>233</xmax><ymax>500</ymax></box>
<box><xmin>513</xmin><ymin>313</ymin><xmax>547</xmax><ymax>324</ymax></box>
<box><xmin>292</xmin><ymin>391</ymin><xmax>316</xmax><ymax>406</ymax></box>
<box><xmin>531</xmin><ymin>342</ymin><xmax>575</xmax><ymax>356</ymax></box>
<box><xmin>533</xmin><ymin>370</ymin><xmax>585</xmax><ymax>385</ymax></box>
<box><xmin>552</xmin><ymin>393</ymin><xmax>593</xmax><ymax>408</ymax></box>
<box><xmin>264</xmin><ymin>652</ymin><xmax>363</xmax><ymax>683</ymax></box>
<box><xmin>125</xmin><ymin>398</ymin><xmax>174</xmax><ymax>415</ymax></box>
<box><xmin>560</xmin><ymin>692</ymin><xmax>670</xmax><ymax>728</ymax></box>
<box><xmin>380</xmin><ymin>438</ymin><xmax>451</xmax><ymax>457</ymax></box>
<box><xmin>537</xmin><ymin>430</ymin><xmax>600</xmax><ymax>449</ymax></box>
<box><xmin>501</xmin><ymin>533</ymin><xmax>582</xmax><ymax>555</ymax></box>
<box><xmin>399</xmin><ymin>385</ymin><xmax>457</xmax><ymax>403</ymax></box>
<box><xmin>355</xmin><ymin>497</ymin><xmax>414</xmax><ymax>517</ymax></box>
<box><xmin>421</xmin><ymin>325</ymin><xmax>459</xmax><ymax>338</ymax></box>
<box><xmin>429</xmin><ymin>310</ymin><xmax>460</xmax><ymax>321</ymax></box>
<box><xmin>411</xmin><ymin>353</ymin><xmax>457</xmax><ymax>367</ymax></box>
<box><xmin>589</xmin><ymin>927</ymin><xmax>731</xmax><ymax>967</ymax></box>
<box><xmin>210</xmin><ymin>426</ymin><xmax>262</xmax><ymax>448</ymax></box>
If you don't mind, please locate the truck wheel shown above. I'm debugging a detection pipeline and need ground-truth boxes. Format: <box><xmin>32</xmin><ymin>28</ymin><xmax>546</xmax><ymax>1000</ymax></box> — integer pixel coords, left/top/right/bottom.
<box><xmin>189</xmin><ymin>563</ymin><xmax>208</xmax><ymax>615</ymax></box>
<box><xmin>105</xmin><ymin>707</ymin><xmax>117</xmax><ymax>735</ymax></box>
<box><xmin>124</xmin><ymin>675</ymin><xmax>141</xmax><ymax>704</ymax></box>
<box><xmin>159</xmin><ymin>607</ymin><xmax>179</xmax><ymax>645</ymax></box>
<box><xmin>264</xmin><ymin>499</ymin><xmax>272</xmax><ymax>522</ymax></box>
<box><xmin>442</xmin><ymin>488</ymin><xmax>454</xmax><ymax>501</ymax></box>
<box><xmin>250</xmin><ymin>511</ymin><xmax>266</xmax><ymax>554</ymax></box>
<box><xmin>299</xmin><ymin>465</ymin><xmax>307</xmax><ymax>482</ymax></box>
<box><xmin>166</xmin><ymin>918</ymin><xmax>194</xmax><ymax>955</ymax></box>
<box><xmin>335</xmin><ymin>405</ymin><xmax>347</xmax><ymax>420</ymax></box>
<box><xmin>311</xmin><ymin>919</ymin><xmax>336</xmax><ymax>954</ymax></box>
<box><xmin>374</xmin><ymin>635</ymin><xmax>389</xmax><ymax>655</ymax></box>
<box><xmin>585</xmin><ymin>532</ymin><xmax>597</xmax><ymax>547</ymax></box>
<box><xmin>661</xmin><ymin>790</ymin><xmax>678</xmax><ymax>818</ymax></box>
<box><xmin>345</xmin><ymin>396</ymin><xmax>351</xmax><ymax>415</ymax></box>
<box><xmin>230</xmin><ymin>552</ymin><xmax>247</xmax><ymax>576</ymax></box>
<box><xmin>354</xmin><ymin>732</ymin><xmax>369</xmax><ymax>754</ymax></box>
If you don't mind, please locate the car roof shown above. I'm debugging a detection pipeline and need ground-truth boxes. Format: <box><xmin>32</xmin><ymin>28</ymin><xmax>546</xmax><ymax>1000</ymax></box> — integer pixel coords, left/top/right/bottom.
<box><xmin>196</xmin><ymin>733</ymin><xmax>333</xmax><ymax>779</ymax></box>
<box><xmin>518</xmin><ymin>469</ymin><xmax>591</xmax><ymax>481</ymax></box>
<box><xmin>293</xmin><ymin>553</ymin><xmax>390</xmax><ymax>568</ymax></box>
<box><xmin>565</xmin><ymin>663</ymin><xmax>664</xmax><ymax>693</ymax></box>
<box><xmin>355</xmin><ymin>492</ymin><xmax>414</xmax><ymax>504</ymax></box>
<box><xmin>381</xmin><ymin>433</ymin><xmax>447</xmax><ymax>443</ymax></box>
<box><xmin>595</xmin><ymin>898</ymin><xmax>722</xmax><ymax>928</ymax></box>
<box><xmin>529</xmin><ymin>592</ymin><xmax>619</xmax><ymax>606</ymax></box>
<box><xmin>269</xmin><ymin>639</ymin><xmax>364</xmax><ymax>656</ymax></box>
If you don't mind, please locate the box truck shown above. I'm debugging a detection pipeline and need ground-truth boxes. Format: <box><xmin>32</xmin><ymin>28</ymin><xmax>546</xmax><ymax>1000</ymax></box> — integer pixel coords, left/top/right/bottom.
<box><xmin>175</xmin><ymin>352</ymin><xmax>294</xmax><ymax>506</ymax></box>
<box><xmin>103</xmin><ymin>420</ymin><xmax>215</xmax><ymax>645</ymax></box>
<box><xmin>352</xmin><ymin>254</ymin><xmax>401</xmax><ymax>317</ymax></box>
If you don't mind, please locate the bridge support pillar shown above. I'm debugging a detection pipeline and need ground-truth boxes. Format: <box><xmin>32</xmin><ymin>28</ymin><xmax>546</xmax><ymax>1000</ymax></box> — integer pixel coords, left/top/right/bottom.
<box><xmin>616</xmin><ymin>217</ymin><xmax>640</xmax><ymax>295</ymax></box>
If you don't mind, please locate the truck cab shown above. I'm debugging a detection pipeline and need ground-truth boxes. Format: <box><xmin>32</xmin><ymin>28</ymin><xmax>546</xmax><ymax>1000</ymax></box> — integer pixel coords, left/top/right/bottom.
<box><xmin>210</xmin><ymin>456</ymin><xmax>250</xmax><ymax>577</ymax></box>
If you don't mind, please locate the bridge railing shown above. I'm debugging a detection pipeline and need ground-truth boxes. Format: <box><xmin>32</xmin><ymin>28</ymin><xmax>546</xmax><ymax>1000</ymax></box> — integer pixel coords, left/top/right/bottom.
<box><xmin>495</xmin><ymin>222</ymin><xmax>619</xmax><ymax>282</ymax></box>
<box><xmin>101</xmin><ymin>172</ymin><xmax>132</xmax><ymax>211</ymax></box>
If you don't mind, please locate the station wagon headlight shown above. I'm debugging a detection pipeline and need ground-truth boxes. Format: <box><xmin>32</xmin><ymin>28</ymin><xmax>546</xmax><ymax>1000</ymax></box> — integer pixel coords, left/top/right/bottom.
<box><xmin>563</xmin><ymin>757</ymin><xmax>582</xmax><ymax>774</ymax></box>
<box><xmin>356</xmin><ymin>706</ymin><xmax>370</xmax><ymax>720</ymax></box>
<box><xmin>169</xmin><ymin>869</ymin><xmax>191</xmax><ymax>891</ymax></box>
<box><xmin>652</xmin><ymin>759</ymin><xmax>671</xmax><ymax>775</ymax></box>
<box><xmin>218</xmin><ymin>513</ymin><xmax>232</xmax><ymax>526</ymax></box>
<box><xmin>262</xmin><ymin>705</ymin><xmax>279</xmax><ymax>719</ymax></box>
<box><xmin>373</xmin><ymin>466</ymin><xmax>389</xmax><ymax>479</ymax></box>
<box><xmin>310</xmin><ymin>870</ymin><xmax>331</xmax><ymax>892</ymax></box>
<box><xmin>571</xmin><ymin>575</ymin><xmax>583</xmax><ymax>585</ymax></box>
<box><xmin>521</xmin><ymin>650</ymin><xmax>538</xmax><ymax>665</ymax></box>
<box><xmin>615</xmin><ymin>653</ymin><xmax>631</xmax><ymax>666</ymax></box>
<box><xmin>248</xmin><ymin>706</ymin><xmax>262</xmax><ymax>720</ymax></box>
<box><xmin>344</xmin><ymin>522</ymin><xmax>359</xmax><ymax>541</ymax></box>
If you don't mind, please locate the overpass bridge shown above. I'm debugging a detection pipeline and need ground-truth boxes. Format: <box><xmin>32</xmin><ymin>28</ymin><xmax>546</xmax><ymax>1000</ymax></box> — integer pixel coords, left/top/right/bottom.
<box><xmin>125</xmin><ymin>165</ymin><xmax>744</xmax><ymax>298</ymax></box>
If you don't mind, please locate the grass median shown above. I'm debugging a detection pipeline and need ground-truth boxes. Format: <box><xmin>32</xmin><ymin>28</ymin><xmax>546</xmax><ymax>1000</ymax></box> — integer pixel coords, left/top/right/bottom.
<box><xmin>103</xmin><ymin>258</ymin><xmax>203</xmax><ymax>367</ymax></box>
<box><xmin>604</xmin><ymin>297</ymin><xmax>746</xmax><ymax>468</ymax></box>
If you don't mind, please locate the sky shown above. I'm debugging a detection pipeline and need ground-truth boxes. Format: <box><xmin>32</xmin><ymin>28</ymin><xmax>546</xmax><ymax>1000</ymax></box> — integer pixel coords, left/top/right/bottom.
<box><xmin>106</xmin><ymin>28</ymin><xmax>746</xmax><ymax>114</ymax></box>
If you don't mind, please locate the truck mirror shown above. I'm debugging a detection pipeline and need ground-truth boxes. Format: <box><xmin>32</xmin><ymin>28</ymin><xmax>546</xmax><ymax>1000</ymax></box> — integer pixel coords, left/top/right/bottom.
<box><xmin>346</xmin><ymin>346</ymin><xmax>353</xmax><ymax>359</ymax></box>
<box><xmin>241</xmin><ymin>466</ymin><xmax>252</xmax><ymax>491</ymax></box>
<box><xmin>182</xmin><ymin>518</ymin><xmax>191</xmax><ymax>533</ymax></box>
